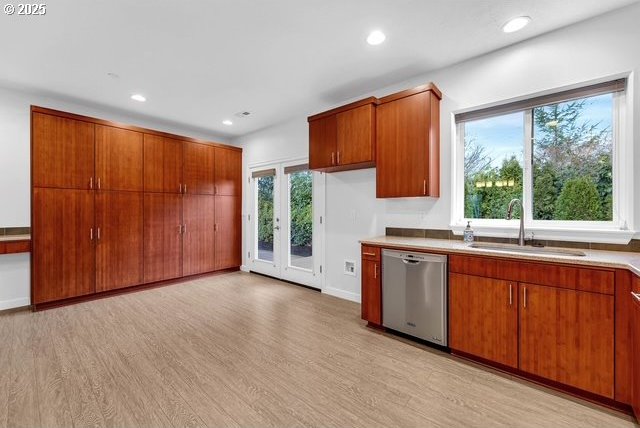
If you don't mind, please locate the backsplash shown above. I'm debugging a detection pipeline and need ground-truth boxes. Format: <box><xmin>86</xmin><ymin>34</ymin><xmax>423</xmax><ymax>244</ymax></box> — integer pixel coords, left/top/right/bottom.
<box><xmin>0</xmin><ymin>227</ymin><xmax>31</xmax><ymax>236</ymax></box>
<box><xmin>385</xmin><ymin>227</ymin><xmax>640</xmax><ymax>253</ymax></box>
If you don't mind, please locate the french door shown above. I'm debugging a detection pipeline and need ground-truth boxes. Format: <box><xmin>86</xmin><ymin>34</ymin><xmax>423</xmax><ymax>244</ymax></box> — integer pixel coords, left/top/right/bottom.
<box><xmin>249</xmin><ymin>160</ymin><xmax>324</xmax><ymax>289</ymax></box>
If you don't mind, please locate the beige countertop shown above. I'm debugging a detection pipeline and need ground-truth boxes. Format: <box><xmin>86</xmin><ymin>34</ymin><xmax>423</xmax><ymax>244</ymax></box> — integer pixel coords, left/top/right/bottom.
<box><xmin>0</xmin><ymin>234</ymin><xmax>31</xmax><ymax>242</ymax></box>
<box><xmin>360</xmin><ymin>236</ymin><xmax>640</xmax><ymax>276</ymax></box>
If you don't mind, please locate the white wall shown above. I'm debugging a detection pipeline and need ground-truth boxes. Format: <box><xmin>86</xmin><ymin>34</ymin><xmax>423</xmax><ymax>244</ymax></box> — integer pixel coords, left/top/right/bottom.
<box><xmin>0</xmin><ymin>85</ymin><xmax>231</xmax><ymax>310</ymax></box>
<box><xmin>235</xmin><ymin>4</ymin><xmax>640</xmax><ymax>301</ymax></box>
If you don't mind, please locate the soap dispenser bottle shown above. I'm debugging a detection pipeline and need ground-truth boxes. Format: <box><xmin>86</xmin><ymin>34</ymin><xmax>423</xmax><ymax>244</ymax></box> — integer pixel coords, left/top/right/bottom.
<box><xmin>463</xmin><ymin>221</ymin><xmax>474</xmax><ymax>243</ymax></box>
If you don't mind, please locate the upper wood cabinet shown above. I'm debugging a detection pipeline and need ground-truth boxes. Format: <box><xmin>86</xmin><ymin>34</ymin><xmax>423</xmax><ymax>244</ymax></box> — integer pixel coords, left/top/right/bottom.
<box><xmin>308</xmin><ymin>98</ymin><xmax>376</xmax><ymax>172</ymax></box>
<box><xmin>449</xmin><ymin>273</ymin><xmax>518</xmax><ymax>368</ymax></box>
<box><xmin>143</xmin><ymin>134</ymin><xmax>183</xmax><ymax>193</ymax></box>
<box><xmin>32</xmin><ymin>112</ymin><xmax>95</xmax><ymax>190</ymax></box>
<box><xmin>214</xmin><ymin>147</ymin><xmax>242</xmax><ymax>196</ymax></box>
<box><xmin>376</xmin><ymin>84</ymin><xmax>441</xmax><ymax>198</ymax></box>
<box><xmin>32</xmin><ymin>188</ymin><xmax>96</xmax><ymax>304</ymax></box>
<box><xmin>183</xmin><ymin>142</ymin><xmax>215</xmax><ymax>195</ymax></box>
<box><xmin>519</xmin><ymin>283</ymin><xmax>614</xmax><ymax>398</ymax></box>
<box><xmin>95</xmin><ymin>125</ymin><xmax>144</xmax><ymax>191</ymax></box>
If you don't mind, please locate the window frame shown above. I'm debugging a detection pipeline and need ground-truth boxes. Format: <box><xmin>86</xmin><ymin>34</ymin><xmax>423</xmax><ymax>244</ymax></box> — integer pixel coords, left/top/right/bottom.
<box><xmin>451</xmin><ymin>78</ymin><xmax>634</xmax><ymax>244</ymax></box>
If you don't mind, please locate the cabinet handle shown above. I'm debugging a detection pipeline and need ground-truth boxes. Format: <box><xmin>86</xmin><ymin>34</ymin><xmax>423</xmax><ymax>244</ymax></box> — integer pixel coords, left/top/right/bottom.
<box><xmin>632</xmin><ymin>292</ymin><xmax>640</xmax><ymax>302</ymax></box>
<box><xmin>374</xmin><ymin>263</ymin><xmax>378</xmax><ymax>279</ymax></box>
<box><xmin>337</xmin><ymin>151</ymin><xmax>341</xmax><ymax>165</ymax></box>
<box><xmin>178</xmin><ymin>224</ymin><xmax>182</xmax><ymax>235</ymax></box>
<box><xmin>214</xmin><ymin>185</ymin><xmax>218</xmax><ymax>195</ymax></box>
<box><xmin>362</xmin><ymin>252</ymin><xmax>376</xmax><ymax>256</ymax></box>
<box><xmin>90</xmin><ymin>227</ymin><xmax>94</xmax><ymax>241</ymax></box>
<box><xmin>90</xmin><ymin>177</ymin><xmax>94</xmax><ymax>190</ymax></box>
<box><xmin>97</xmin><ymin>178</ymin><xmax>101</xmax><ymax>190</ymax></box>
<box><xmin>331</xmin><ymin>152</ymin><xmax>335</xmax><ymax>165</ymax></box>
<box><xmin>97</xmin><ymin>227</ymin><xmax>101</xmax><ymax>241</ymax></box>
<box><xmin>423</xmin><ymin>179</ymin><xmax>427</xmax><ymax>195</ymax></box>
<box><xmin>509</xmin><ymin>283</ymin><xmax>513</xmax><ymax>306</ymax></box>
<box><xmin>523</xmin><ymin>286</ymin><xmax>527</xmax><ymax>308</ymax></box>
<box><xmin>184</xmin><ymin>184</ymin><xmax>187</xmax><ymax>193</ymax></box>
<box><xmin>179</xmin><ymin>183</ymin><xmax>183</xmax><ymax>193</ymax></box>
<box><xmin>214</xmin><ymin>224</ymin><xmax>218</xmax><ymax>232</ymax></box>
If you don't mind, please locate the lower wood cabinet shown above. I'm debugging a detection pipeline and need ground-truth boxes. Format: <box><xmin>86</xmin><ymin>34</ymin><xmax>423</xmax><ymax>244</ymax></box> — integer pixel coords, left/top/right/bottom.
<box><xmin>96</xmin><ymin>191</ymin><xmax>144</xmax><ymax>292</ymax></box>
<box><xmin>32</xmin><ymin>188</ymin><xmax>95</xmax><ymax>304</ymax></box>
<box><xmin>361</xmin><ymin>246</ymin><xmax>382</xmax><ymax>326</ymax></box>
<box><xmin>449</xmin><ymin>273</ymin><xmax>518</xmax><ymax>368</ymax></box>
<box><xmin>630</xmin><ymin>280</ymin><xmax>640</xmax><ymax>418</ymax></box>
<box><xmin>143</xmin><ymin>193</ymin><xmax>183</xmax><ymax>283</ymax></box>
<box><xmin>183</xmin><ymin>195</ymin><xmax>216</xmax><ymax>276</ymax></box>
<box><xmin>214</xmin><ymin>196</ymin><xmax>241</xmax><ymax>270</ymax></box>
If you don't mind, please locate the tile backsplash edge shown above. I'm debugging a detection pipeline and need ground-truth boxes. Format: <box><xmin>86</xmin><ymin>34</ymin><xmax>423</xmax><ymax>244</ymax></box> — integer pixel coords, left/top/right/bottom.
<box><xmin>0</xmin><ymin>227</ymin><xmax>31</xmax><ymax>236</ymax></box>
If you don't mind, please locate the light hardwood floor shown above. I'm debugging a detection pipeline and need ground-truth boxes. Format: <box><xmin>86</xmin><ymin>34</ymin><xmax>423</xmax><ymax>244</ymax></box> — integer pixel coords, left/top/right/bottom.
<box><xmin>0</xmin><ymin>272</ymin><xmax>636</xmax><ymax>428</ymax></box>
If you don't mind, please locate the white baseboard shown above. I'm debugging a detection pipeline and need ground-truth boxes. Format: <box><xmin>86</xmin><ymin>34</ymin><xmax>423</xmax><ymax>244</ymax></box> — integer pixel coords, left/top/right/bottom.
<box><xmin>0</xmin><ymin>297</ymin><xmax>30</xmax><ymax>311</ymax></box>
<box><xmin>322</xmin><ymin>286</ymin><xmax>361</xmax><ymax>303</ymax></box>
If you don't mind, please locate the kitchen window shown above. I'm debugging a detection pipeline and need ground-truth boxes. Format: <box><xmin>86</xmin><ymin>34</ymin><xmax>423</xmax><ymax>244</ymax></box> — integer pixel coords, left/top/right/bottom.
<box><xmin>452</xmin><ymin>78</ymin><xmax>634</xmax><ymax>243</ymax></box>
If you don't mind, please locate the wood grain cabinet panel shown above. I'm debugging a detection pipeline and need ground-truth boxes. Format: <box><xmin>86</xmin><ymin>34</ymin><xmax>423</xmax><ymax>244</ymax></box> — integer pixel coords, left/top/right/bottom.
<box><xmin>519</xmin><ymin>283</ymin><xmax>614</xmax><ymax>398</ymax></box>
<box><xmin>449</xmin><ymin>273</ymin><xmax>518</xmax><ymax>368</ymax></box>
<box><xmin>632</xmin><ymin>282</ymin><xmax>640</xmax><ymax>418</ymax></box>
<box><xmin>309</xmin><ymin>115</ymin><xmax>337</xmax><ymax>170</ymax></box>
<box><xmin>336</xmin><ymin>104</ymin><xmax>375</xmax><ymax>166</ymax></box>
<box><xmin>32</xmin><ymin>112</ymin><xmax>95</xmax><ymax>190</ymax></box>
<box><xmin>143</xmin><ymin>134</ymin><xmax>183</xmax><ymax>193</ymax></box>
<box><xmin>32</xmin><ymin>188</ymin><xmax>95</xmax><ymax>303</ymax></box>
<box><xmin>96</xmin><ymin>125</ymin><xmax>143</xmax><ymax>191</ymax></box>
<box><xmin>214</xmin><ymin>196</ymin><xmax>241</xmax><ymax>270</ymax></box>
<box><xmin>361</xmin><ymin>258</ymin><xmax>382</xmax><ymax>326</ymax></box>
<box><xmin>183</xmin><ymin>195</ymin><xmax>216</xmax><ymax>275</ymax></box>
<box><xmin>376</xmin><ymin>85</ymin><xmax>440</xmax><ymax>198</ymax></box>
<box><xmin>214</xmin><ymin>147</ymin><xmax>242</xmax><ymax>196</ymax></box>
<box><xmin>184</xmin><ymin>142</ymin><xmax>215</xmax><ymax>195</ymax></box>
<box><xmin>96</xmin><ymin>191</ymin><xmax>144</xmax><ymax>291</ymax></box>
<box><xmin>143</xmin><ymin>193</ymin><xmax>183</xmax><ymax>283</ymax></box>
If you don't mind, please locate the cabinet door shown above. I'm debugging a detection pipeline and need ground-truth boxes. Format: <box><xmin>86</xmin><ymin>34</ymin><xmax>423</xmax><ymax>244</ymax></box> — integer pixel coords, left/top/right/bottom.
<box><xmin>143</xmin><ymin>193</ymin><xmax>183</xmax><ymax>283</ymax></box>
<box><xmin>143</xmin><ymin>135</ymin><xmax>183</xmax><ymax>193</ymax></box>
<box><xmin>214</xmin><ymin>196</ymin><xmax>241</xmax><ymax>270</ymax></box>
<box><xmin>95</xmin><ymin>125</ymin><xmax>143</xmax><ymax>191</ymax></box>
<box><xmin>214</xmin><ymin>147</ymin><xmax>242</xmax><ymax>196</ymax></box>
<box><xmin>184</xmin><ymin>142</ymin><xmax>215</xmax><ymax>195</ymax></box>
<box><xmin>32</xmin><ymin>188</ymin><xmax>95</xmax><ymax>303</ymax></box>
<box><xmin>309</xmin><ymin>115</ymin><xmax>337</xmax><ymax>170</ymax></box>
<box><xmin>96</xmin><ymin>191</ymin><xmax>144</xmax><ymax>291</ymax></box>
<box><xmin>632</xmin><ymin>289</ymin><xmax>640</xmax><ymax>418</ymax></box>
<box><xmin>449</xmin><ymin>273</ymin><xmax>518</xmax><ymax>368</ymax></box>
<box><xmin>183</xmin><ymin>195</ymin><xmax>215</xmax><ymax>275</ymax></box>
<box><xmin>32</xmin><ymin>112</ymin><xmax>95</xmax><ymax>190</ymax></box>
<box><xmin>361</xmin><ymin>259</ymin><xmax>382</xmax><ymax>326</ymax></box>
<box><xmin>519</xmin><ymin>283</ymin><xmax>614</xmax><ymax>397</ymax></box>
<box><xmin>336</xmin><ymin>104</ymin><xmax>375</xmax><ymax>166</ymax></box>
<box><xmin>376</xmin><ymin>92</ymin><xmax>429</xmax><ymax>197</ymax></box>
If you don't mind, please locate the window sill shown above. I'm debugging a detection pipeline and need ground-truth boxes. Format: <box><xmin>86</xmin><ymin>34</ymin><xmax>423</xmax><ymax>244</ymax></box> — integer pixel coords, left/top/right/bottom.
<box><xmin>450</xmin><ymin>223</ymin><xmax>636</xmax><ymax>245</ymax></box>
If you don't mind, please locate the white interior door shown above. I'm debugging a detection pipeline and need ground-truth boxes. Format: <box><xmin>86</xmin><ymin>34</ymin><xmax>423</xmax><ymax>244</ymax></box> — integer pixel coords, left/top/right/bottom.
<box><xmin>248</xmin><ymin>160</ymin><xmax>323</xmax><ymax>289</ymax></box>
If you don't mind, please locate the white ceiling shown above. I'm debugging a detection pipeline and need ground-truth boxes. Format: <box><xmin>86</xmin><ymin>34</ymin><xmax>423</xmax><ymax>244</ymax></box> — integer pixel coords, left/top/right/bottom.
<box><xmin>1</xmin><ymin>0</ymin><xmax>637</xmax><ymax>139</ymax></box>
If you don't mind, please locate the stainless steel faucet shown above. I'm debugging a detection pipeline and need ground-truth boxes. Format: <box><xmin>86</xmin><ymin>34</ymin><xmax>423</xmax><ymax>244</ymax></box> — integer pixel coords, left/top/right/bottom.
<box><xmin>507</xmin><ymin>199</ymin><xmax>525</xmax><ymax>246</ymax></box>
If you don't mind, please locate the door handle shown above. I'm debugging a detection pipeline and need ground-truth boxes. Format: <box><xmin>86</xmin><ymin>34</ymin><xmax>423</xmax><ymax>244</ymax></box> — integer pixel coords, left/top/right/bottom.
<box><xmin>90</xmin><ymin>227</ymin><xmax>94</xmax><ymax>241</ymax></box>
<box><xmin>331</xmin><ymin>152</ymin><xmax>335</xmax><ymax>165</ymax></box>
<box><xmin>184</xmin><ymin>184</ymin><xmax>187</xmax><ymax>193</ymax></box>
<box><xmin>274</xmin><ymin>225</ymin><xmax>280</xmax><ymax>230</ymax></box>
<box><xmin>509</xmin><ymin>283</ymin><xmax>513</xmax><ymax>306</ymax></box>
<box><xmin>523</xmin><ymin>286</ymin><xmax>527</xmax><ymax>308</ymax></box>
<box><xmin>423</xmin><ymin>179</ymin><xmax>426</xmax><ymax>195</ymax></box>
<box><xmin>90</xmin><ymin>177</ymin><xmax>94</xmax><ymax>190</ymax></box>
<box><xmin>337</xmin><ymin>151</ymin><xmax>341</xmax><ymax>165</ymax></box>
<box><xmin>97</xmin><ymin>227</ymin><xmax>101</xmax><ymax>241</ymax></box>
<box><xmin>179</xmin><ymin>183</ymin><xmax>183</xmax><ymax>193</ymax></box>
<box><xmin>97</xmin><ymin>178</ymin><xmax>101</xmax><ymax>190</ymax></box>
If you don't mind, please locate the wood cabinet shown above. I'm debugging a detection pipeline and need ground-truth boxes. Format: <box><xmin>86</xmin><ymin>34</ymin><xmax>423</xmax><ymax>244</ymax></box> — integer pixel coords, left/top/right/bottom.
<box><xmin>143</xmin><ymin>134</ymin><xmax>183</xmax><ymax>193</ymax></box>
<box><xmin>96</xmin><ymin>191</ymin><xmax>144</xmax><ymax>292</ymax></box>
<box><xmin>519</xmin><ymin>283</ymin><xmax>614</xmax><ymax>398</ymax></box>
<box><xmin>183</xmin><ymin>195</ymin><xmax>216</xmax><ymax>276</ymax></box>
<box><xmin>184</xmin><ymin>142</ymin><xmax>215</xmax><ymax>195</ymax></box>
<box><xmin>449</xmin><ymin>273</ymin><xmax>518</xmax><ymax>368</ymax></box>
<box><xmin>632</xmin><ymin>278</ymin><xmax>640</xmax><ymax>418</ymax></box>
<box><xmin>214</xmin><ymin>147</ymin><xmax>242</xmax><ymax>196</ymax></box>
<box><xmin>32</xmin><ymin>112</ymin><xmax>95</xmax><ymax>190</ymax></box>
<box><xmin>32</xmin><ymin>188</ymin><xmax>95</xmax><ymax>304</ymax></box>
<box><xmin>143</xmin><ymin>193</ymin><xmax>183</xmax><ymax>283</ymax></box>
<box><xmin>214</xmin><ymin>196</ymin><xmax>241</xmax><ymax>270</ymax></box>
<box><xmin>95</xmin><ymin>125</ymin><xmax>143</xmax><ymax>191</ymax></box>
<box><xmin>309</xmin><ymin>98</ymin><xmax>376</xmax><ymax>172</ymax></box>
<box><xmin>361</xmin><ymin>246</ymin><xmax>382</xmax><ymax>326</ymax></box>
<box><xmin>376</xmin><ymin>84</ymin><xmax>441</xmax><ymax>198</ymax></box>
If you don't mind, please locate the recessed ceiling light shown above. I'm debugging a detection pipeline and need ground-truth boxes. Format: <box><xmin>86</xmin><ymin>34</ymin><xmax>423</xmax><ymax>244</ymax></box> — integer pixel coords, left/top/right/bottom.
<box><xmin>367</xmin><ymin>30</ymin><xmax>386</xmax><ymax>46</ymax></box>
<box><xmin>502</xmin><ymin>16</ymin><xmax>531</xmax><ymax>33</ymax></box>
<box><xmin>222</xmin><ymin>120</ymin><xmax>233</xmax><ymax>126</ymax></box>
<box><xmin>130</xmin><ymin>94</ymin><xmax>146</xmax><ymax>102</ymax></box>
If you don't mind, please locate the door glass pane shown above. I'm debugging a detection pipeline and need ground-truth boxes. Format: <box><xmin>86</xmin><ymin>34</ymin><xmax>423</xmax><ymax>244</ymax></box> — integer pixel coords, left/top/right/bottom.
<box><xmin>257</xmin><ymin>176</ymin><xmax>274</xmax><ymax>261</ymax></box>
<box><xmin>288</xmin><ymin>170</ymin><xmax>313</xmax><ymax>270</ymax></box>
<box><xmin>532</xmin><ymin>93</ymin><xmax>613</xmax><ymax>221</ymax></box>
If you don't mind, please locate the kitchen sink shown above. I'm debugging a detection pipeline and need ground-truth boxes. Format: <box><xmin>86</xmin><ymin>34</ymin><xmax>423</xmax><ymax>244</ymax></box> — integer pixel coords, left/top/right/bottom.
<box><xmin>468</xmin><ymin>242</ymin><xmax>586</xmax><ymax>257</ymax></box>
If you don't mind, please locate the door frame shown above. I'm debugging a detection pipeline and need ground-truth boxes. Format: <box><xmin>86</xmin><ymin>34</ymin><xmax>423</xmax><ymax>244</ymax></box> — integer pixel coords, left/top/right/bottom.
<box><xmin>246</xmin><ymin>157</ymin><xmax>325</xmax><ymax>290</ymax></box>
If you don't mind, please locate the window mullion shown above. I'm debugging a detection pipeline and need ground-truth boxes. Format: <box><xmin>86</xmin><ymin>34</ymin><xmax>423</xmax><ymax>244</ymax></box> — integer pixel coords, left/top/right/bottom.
<box><xmin>523</xmin><ymin>109</ymin><xmax>534</xmax><ymax>228</ymax></box>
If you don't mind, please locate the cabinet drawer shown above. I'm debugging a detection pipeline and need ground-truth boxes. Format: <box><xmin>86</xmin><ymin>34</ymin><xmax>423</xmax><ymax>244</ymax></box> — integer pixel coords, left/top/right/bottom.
<box><xmin>361</xmin><ymin>245</ymin><xmax>380</xmax><ymax>261</ymax></box>
<box><xmin>449</xmin><ymin>254</ymin><xmax>614</xmax><ymax>295</ymax></box>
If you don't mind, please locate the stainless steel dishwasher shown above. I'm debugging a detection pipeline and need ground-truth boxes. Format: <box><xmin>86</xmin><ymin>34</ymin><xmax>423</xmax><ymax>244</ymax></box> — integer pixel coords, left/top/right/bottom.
<box><xmin>382</xmin><ymin>250</ymin><xmax>447</xmax><ymax>346</ymax></box>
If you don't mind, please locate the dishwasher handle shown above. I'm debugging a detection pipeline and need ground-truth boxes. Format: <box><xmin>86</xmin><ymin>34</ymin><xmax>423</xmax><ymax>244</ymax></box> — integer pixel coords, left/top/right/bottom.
<box><xmin>402</xmin><ymin>259</ymin><xmax>422</xmax><ymax>265</ymax></box>
<box><xmin>383</xmin><ymin>249</ymin><xmax>447</xmax><ymax>264</ymax></box>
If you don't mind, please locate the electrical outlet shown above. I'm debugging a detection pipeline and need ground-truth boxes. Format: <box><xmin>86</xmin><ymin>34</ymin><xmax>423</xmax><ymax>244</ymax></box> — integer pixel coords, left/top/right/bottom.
<box><xmin>344</xmin><ymin>260</ymin><xmax>356</xmax><ymax>276</ymax></box>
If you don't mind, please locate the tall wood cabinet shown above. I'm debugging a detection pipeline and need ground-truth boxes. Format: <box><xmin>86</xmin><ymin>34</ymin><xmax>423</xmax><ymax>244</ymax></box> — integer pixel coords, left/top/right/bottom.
<box><xmin>31</xmin><ymin>106</ymin><xmax>242</xmax><ymax>307</ymax></box>
<box><xmin>632</xmin><ymin>276</ymin><xmax>640</xmax><ymax>418</ymax></box>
